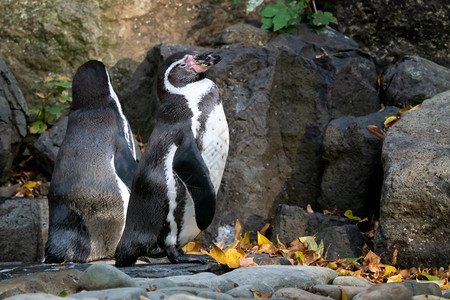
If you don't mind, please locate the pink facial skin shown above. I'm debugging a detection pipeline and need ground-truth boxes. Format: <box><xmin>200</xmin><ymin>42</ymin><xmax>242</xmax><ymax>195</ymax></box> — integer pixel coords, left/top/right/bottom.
<box><xmin>185</xmin><ymin>55</ymin><xmax>209</xmax><ymax>73</ymax></box>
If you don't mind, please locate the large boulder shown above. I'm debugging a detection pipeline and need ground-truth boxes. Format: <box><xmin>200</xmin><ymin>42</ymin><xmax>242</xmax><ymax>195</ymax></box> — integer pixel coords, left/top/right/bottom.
<box><xmin>0</xmin><ymin>57</ymin><xmax>29</xmax><ymax>184</ymax></box>
<box><xmin>319</xmin><ymin>107</ymin><xmax>399</xmax><ymax>218</ymax></box>
<box><xmin>382</xmin><ymin>56</ymin><xmax>450</xmax><ymax>107</ymax></box>
<box><xmin>317</xmin><ymin>0</ymin><xmax>450</xmax><ymax>69</ymax></box>
<box><xmin>119</xmin><ymin>23</ymin><xmax>381</xmax><ymax>238</ymax></box>
<box><xmin>0</xmin><ymin>198</ymin><xmax>48</xmax><ymax>263</ymax></box>
<box><xmin>375</xmin><ymin>90</ymin><xmax>450</xmax><ymax>268</ymax></box>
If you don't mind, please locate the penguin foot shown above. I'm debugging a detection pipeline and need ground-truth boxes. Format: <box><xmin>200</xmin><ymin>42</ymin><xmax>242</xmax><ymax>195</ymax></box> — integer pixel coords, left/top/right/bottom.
<box><xmin>166</xmin><ymin>245</ymin><xmax>209</xmax><ymax>264</ymax></box>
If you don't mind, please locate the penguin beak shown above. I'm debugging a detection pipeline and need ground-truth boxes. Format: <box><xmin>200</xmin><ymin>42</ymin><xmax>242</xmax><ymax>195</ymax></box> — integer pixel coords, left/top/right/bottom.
<box><xmin>186</xmin><ymin>53</ymin><xmax>221</xmax><ymax>73</ymax></box>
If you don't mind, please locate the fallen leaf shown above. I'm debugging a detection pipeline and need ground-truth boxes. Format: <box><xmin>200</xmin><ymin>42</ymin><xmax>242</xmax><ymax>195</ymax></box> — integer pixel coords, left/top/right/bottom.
<box><xmin>239</xmin><ymin>256</ymin><xmax>257</xmax><ymax>267</ymax></box>
<box><xmin>367</xmin><ymin>125</ymin><xmax>386</xmax><ymax>139</ymax></box>
<box><xmin>225</xmin><ymin>248</ymin><xmax>245</xmax><ymax>268</ymax></box>
<box><xmin>344</xmin><ymin>210</ymin><xmax>361</xmax><ymax>221</ymax></box>
<box><xmin>340</xmin><ymin>287</ymin><xmax>348</xmax><ymax>300</ymax></box>
<box><xmin>241</xmin><ymin>231</ymin><xmax>252</xmax><ymax>246</ymax></box>
<box><xmin>392</xmin><ymin>249</ymin><xmax>398</xmax><ymax>265</ymax></box>
<box><xmin>364</xmin><ymin>251</ymin><xmax>381</xmax><ymax>273</ymax></box>
<box><xmin>251</xmin><ymin>289</ymin><xmax>272</xmax><ymax>298</ymax></box>
<box><xmin>260</xmin><ymin>223</ymin><xmax>271</xmax><ymax>236</ymax></box>
<box><xmin>384</xmin><ymin>265</ymin><xmax>397</xmax><ymax>276</ymax></box>
<box><xmin>387</xmin><ymin>274</ymin><xmax>402</xmax><ymax>283</ymax></box>
<box><xmin>234</xmin><ymin>219</ymin><xmax>243</xmax><ymax>242</ymax></box>
<box><xmin>306</xmin><ymin>204</ymin><xmax>314</xmax><ymax>213</ymax></box>
<box><xmin>182</xmin><ymin>241</ymin><xmax>200</xmax><ymax>254</ymax></box>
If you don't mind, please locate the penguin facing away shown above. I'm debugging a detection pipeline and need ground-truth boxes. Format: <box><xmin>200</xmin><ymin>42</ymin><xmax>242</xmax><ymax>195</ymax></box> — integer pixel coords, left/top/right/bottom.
<box><xmin>115</xmin><ymin>51</ymin><xmax>229</xmax><ymax>266</ymax></box>
<box><xmin>45</xmin><ymin>60</ymin><xmax>138</xmax><ymax>263</ymax></box>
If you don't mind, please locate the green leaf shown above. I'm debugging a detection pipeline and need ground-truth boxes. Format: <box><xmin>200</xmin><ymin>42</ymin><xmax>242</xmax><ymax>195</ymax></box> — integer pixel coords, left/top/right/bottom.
<box><xmin>310</xmin><ymin>10</ymin><xmax>337</xmax><ymax>27</ymax></box>
<box><xmin>260</xmin><ymin>2</ymin><xmax>281</xmax><ymax>18</ymax></box>
<box><xmin>232</xmin><ymin>0</ymin><xmax>244</xmax><ymax>3</ymax></box>
<box><xmin>59</xmin><ymin>291</ymin><xmax>68</xmax><ymax>297</ymax></box>
<box><xmin>421</xmin><ymin>272</ymin><xmax>440</xmax><ymax>281</ymax></box>
<box><xmin>44</xmin><ymin>82</ymin><xmax>57</xmax><ymax>89</ymax></box>
<box><xmin>45</xmin><ymin>105</ymin><xmax>64</xmax><ymax>118</ymax></box>
<box><xmin>29</xmin><ymin>108</ymin><xmax>41</xmax><ymax>116</ymax></box>
<box><xmin>55</xmin><ymin>80</ymin><xmax>72</xmax><ymax>88</ymax></box>
<box><xmin>343</xmin><ymin>256</ymin><xmax>364</xmax><ymax>264</ymax></box>
<box><xmin>246</xmin><ymin>0</ymin><xmax>264</xmax><ymax>14</ymax></box>
<box><xmin>272</xmin><ymin>4</ymin><xmax>292</xmax><ymax>31</ymax></box>
<box><xmin>344</xmin><ymin>210</ymin><xmax>361</xmax><ymax>221</ymax></box>
<box><xmin>29</xmin><ymin>120</ymin><xmax>47</xmax><ymax>134</ymax></box>
<box><xmin>261</xmin><ymin>17</ymin><xmax>273</xmax><ymax>30</ymax></box>
<box><xmin>59</xmin><ymin>95</ymin><xmax>72</xmax><ymax>103</ymax></box>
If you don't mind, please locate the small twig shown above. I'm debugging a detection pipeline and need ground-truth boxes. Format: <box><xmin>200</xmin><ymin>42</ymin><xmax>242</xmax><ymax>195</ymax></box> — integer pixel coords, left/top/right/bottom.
<box><xmin>311</xmin><ymin>0</ymin><xmax>317</xmax><ymax>13</ymax></box>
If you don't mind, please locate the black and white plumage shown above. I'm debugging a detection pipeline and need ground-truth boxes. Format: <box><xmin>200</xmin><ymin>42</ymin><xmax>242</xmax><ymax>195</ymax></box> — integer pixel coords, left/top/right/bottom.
<box><xmin>44</xmin><ymin>60</ymin><xmax>137</xmax><ymax>263</ymax></box>
<box><xmin>115</xmin><ymin>51</ymin><xmax>229</xmax><ymax>266</ymax></box>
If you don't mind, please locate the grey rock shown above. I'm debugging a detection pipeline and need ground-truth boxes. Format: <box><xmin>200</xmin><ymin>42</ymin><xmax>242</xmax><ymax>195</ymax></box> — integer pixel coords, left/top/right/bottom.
<box><xmin>332</xmin><ymin>276</ymin><xmax>373</xmax><ymax>287</ymax></box>
<box><xmin>220</xmin><ymin>265</ymin><xmax>337</xmax><ymax>291</ymax></box>
<box><xmin>167</xmin><ymin>295</ymin><xmax>209</xmax><ymax>300</ymax></box>
<box><xmin>443</xmin><ymin>289</ymin><xmax>450</xmax><ymax>299</ymax></box>
<box><xmin>413</xmin><ymin>296</ymin><xmax>447</xmax><ymax>300</ymax></box>
<box><xmin>0</xmin><ymin>184</ymin><xmax>20</xmax><ymax>198</ymax></box>
<box><xmin>159</xmin><ymin>287</ymin><xmax>214</xmax><ymax>296</ymax></box>
<box><xmin>4</xmin><ymin>293</ymin><xmax>63</xmax><ymax>300</ymax></box>
<box><xmin>274</xmin><ymin>287</ymin><xmax>331</xmax><ymax>299</ymax></box>
<box><xmin>78</xmin><ymin>263</ymin><xmax>137</xmax><ymax>290</ymax></box>
<box><xmin>164</xmin><ymin>272</ymin><xmax>235</xmax><ymax>292</ymax></box>
<box><xmin>197</xmin><ymin>291</ymin><xmax>235</xmax><ymax>300</ymax></box>
<box><xmin>68</xmin><ymin>287</ymin><xmax>147</xmax><ymax>300</ymax></box>
<box><xmin>312</xmin><ymin>284</ymin><xmax>367</xmax><ymax>299</ymax></box>
<box><xmin>382</xmin><ymin>56</ymin><xmax>450</xmax><ymax>107</ymax></box>
<box><xmin>375</xmin><ymin>90</ymin><xmax>450</xmax><ymax>268</ymax></box>
<box><xmin>353</xmin><ymin>283</ymin><xmax>414</xmax><ymax>300</ymax></box>
<box><xmin>135</xmin><ymin>277</ymin><xmax>177</xmax><ymax>290</ymax></box>
<box><xmin>225</xmin><ymin>285</ymin><xmax>254</xmax><ymax>298</ymax></box>
<box><xmin>0</xmin><ymin>269</ymin><xmax>81</xmax><ymax>299</ymax></box>
<box><xmin>216</xmin><ymin>22</ymin><xmax>271</xmax><ymax>46</ymax></box>
<box><xmin>401</xmin><ymin>280</ymin><xmax>442</xmax><ymax>297</ymax></box>
<box><xmin>316</xmin><ymin>224</ymin><xmax>366</xmax><ymax>260</ymax></box>
<box><xmin>146</xmin><ymin>291</ymin><xmax>167</xmax><ymax>300</ymax></box>
<box><xmin>0</xmin><ymin>198</ymin><xmax>48</xmax><ymax>262</ymax></box>
<box><xmin>320</xmin><ymin>107</ymin><xmax>400</xmax><ymax>218</ymax></box>
<box><xmin>31</xmin><ymin>116</ymin><xmax>68</xmax><ymax>176</ymax></box>
<box><xmin>318</xmin><ymin>0</ymin><xmax>450</xmax><ymax>68</ymax></box>
<box><xmin>271</xmin><ymin>204</ymin><xmax>354</xmax><ymax>244</ymax></box>
<box><xmin>0</xmin><ymin>56</ymin><xmax>28</xmax><ymax>184</ymax></box>
<box><xmin>225</xmin><ymin>283</ymin><xmax>274</xmax><ymax>298</ymax></box>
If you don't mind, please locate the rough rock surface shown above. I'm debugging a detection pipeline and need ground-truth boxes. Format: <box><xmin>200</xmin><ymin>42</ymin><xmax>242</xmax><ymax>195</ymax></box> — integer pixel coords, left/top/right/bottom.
<box><xmin>0</xmin><ymin>270</ymin><xmax>81</xmax><ymax>299</ymax></box>
<box><xmin>375</xmin><ymin>90</ymin><xmax>450</xmax><ymax>268</ymax></box>
<box><xmin>317</xmin><ymin>0</ymin><xmax>450</xmax><ymax>69</ymax></box>
<box><xmin>271</xmin><ymin>204</ymin><xmax>365</xmax><ymax>259</ymax></box>
<box><xmin>382</xmin><ymin>56</ymin><xmax>450</xmax><ymax>107</ymax></box>
<box><xmin>0</xmin><ymin>57</ymin><xmax>28</xmax><ymax>183</ymax></box>
<box><xmin>31</xmin><ymin>117</ymin><xmax>68</xmax><ymax>176</ymax></box>
<box><xmin>0</xmin><ymin>0</ymin><xmax>257</xmax><ymax>105</ymax></box>
<box><xmin>320</xmin><ymin>106</ymin><xmax>399</xmax><ymax>218</ymax></box>
<box><xmin>0</xmin><ymin>198</ymin><xmax>48</xmax><ymax>263</ymax></box>
<box><xmin>119</xmin><ymin>24</ymin><xmax>380</xmax><ymax>239</ymax></box>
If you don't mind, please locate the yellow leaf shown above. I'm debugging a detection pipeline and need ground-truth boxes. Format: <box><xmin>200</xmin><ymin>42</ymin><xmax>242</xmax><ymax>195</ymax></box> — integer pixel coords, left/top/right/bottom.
<box><xmin>205</xmin><ymin>243</ymin><xmax>228</xmax><ymax>265</ymax></box>
<box><xmin>387</xmin><ymin>275</ymin><xmax>402</xmax><ymax>283</ymax></box>
<box><xmin>441</xmin><ymin>285</ymin><xmax>450</xmax><ymax>290</ymax></box>
<box><xmin>257</xmin><ymin>243</ymin><xmax>276</xmax><ymax>255</ymax></box>
<box><xmin>327</xmin><ymin>263</ymin><xmax>338</xmax><ymax>269</ymax></box>
<box><xmin>216</xmin><ymin>239</ymin><xmax>226</xmax><ymax>250</ymax></box>
<box><xmin>276</xmin><ymin>235</ymin><xmax>286</xmax><ymax>249</ymax></box>
<box><xmin>384</xmin><ymin>115</ymin><xmax>399</xmax><ymax>126</ymax></box>
<box><xmin>384</xmin><ymin>265</ymin><xmax>397</xmax><ymax>276</ymax></box>
<box><xmin>241</xmin><ymin>231</ymin><xmax>252</xmax><ymax>246</ymax></box>
<box><xmin>409</xmin><ymin>104</ymin><xmax>421</xmax><ymax>111</ymax></box>
<box><xmin>344</xmin><ymin>210</ymin><xmax>361</xmax><ymax>221</ymax></box>
<box><xmin>22</xmin><ymin>181</ymin><xmax>37</xmax><ymax>190</ymax></box>
<box><xmin>340</xmin><ymin>287</ymin><xmax>348</xmax><ymax>300</ymax></box>
<box><xmin>225</xmin><ymin>248</ymin><xmax>245</xmax><ymax>268</ymax></box>
<box><xmin>182</xmin><ymin>241</ymin><xmax>200</xmax><ymax>254</ymax></box>
<box><xmin>257</xmin><ymin>232</ymin><xmax>277</xmax><ymax>252</ymax></box>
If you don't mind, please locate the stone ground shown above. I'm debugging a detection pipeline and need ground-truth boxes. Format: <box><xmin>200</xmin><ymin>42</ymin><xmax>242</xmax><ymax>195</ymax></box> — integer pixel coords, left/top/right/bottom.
<box><xmin>0</xmin><ymin>258</ymin><xmax>448</xmax><ymax>300</ymax></box>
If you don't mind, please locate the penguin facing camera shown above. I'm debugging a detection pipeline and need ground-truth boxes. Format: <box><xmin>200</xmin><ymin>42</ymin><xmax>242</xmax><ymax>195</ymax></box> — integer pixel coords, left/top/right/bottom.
<box><xmin>115</xmin><ymin>51</ymin><xmax>229</xmax><ymax>266</ymax></box>
<box><xmin>45</xmin><ymin>60</ymin><xmax>138</xmax><ymax>263</ymax></box>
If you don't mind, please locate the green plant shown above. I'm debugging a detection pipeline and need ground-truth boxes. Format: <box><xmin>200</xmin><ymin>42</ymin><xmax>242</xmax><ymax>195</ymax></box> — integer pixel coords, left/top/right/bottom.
<box><xmin>233</xmin><ymin>0</ymin><xmax>337</xmax><ymax>33</ymax></box>
<box><xmin>29</xmin><ymin>76</ymin><xmax>72</xmax><ymax>134</ymax></box>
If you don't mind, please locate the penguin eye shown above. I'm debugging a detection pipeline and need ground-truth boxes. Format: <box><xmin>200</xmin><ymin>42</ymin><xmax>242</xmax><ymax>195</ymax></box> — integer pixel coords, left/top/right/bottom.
<box><xmin>179</xmin><ymin>63</ymin><xmax>187</xmax><ymax>68</ymax></box>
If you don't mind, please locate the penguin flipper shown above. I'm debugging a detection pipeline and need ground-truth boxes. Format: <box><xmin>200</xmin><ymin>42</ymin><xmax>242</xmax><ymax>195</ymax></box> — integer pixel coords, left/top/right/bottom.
<box><xmin>114</xmin><ymin>138</ymin><xmax>138</xmax><ymax>189</ymax></box>
<box><xmin>173</xmin><ymin>140</ymin><xmax>216</xmax><ymax>230</ymax></box>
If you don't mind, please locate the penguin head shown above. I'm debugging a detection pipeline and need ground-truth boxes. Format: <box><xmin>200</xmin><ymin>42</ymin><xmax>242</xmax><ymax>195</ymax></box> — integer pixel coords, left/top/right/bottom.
<box><xmin>71</xmin><ymin>60</ymin><xmax>114</xmax><ymax>110</ymax></box>
<box><xmin>158</xmin><ymin>51</ymin><xmax>221</xmax><ymax>91</ymax></box>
